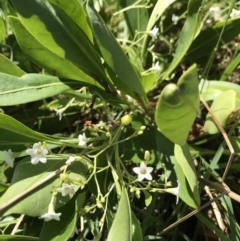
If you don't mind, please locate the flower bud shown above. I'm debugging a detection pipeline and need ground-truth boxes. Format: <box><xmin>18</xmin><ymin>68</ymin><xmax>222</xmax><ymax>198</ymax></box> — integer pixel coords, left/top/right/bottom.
<box><xmin>121</xmin><ymin>114</ymin><xmax>132</xmax><ymax>126</ymax></box>
<box><xmin>144</xmin><ymin>150</ymin><xmax>150</xmax><ymax>162</ymax></box>
<box><xmin>60</xmin><ymin>173</ymin><xmax>69</xmax><ymax>182</ymax></box>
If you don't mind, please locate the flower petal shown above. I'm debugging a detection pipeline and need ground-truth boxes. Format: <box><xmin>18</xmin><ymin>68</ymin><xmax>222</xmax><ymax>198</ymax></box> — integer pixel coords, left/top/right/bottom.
<box><xmin>132</xmin><ymin>167</ymin><xmax>141</xmax><ymax>175</ymax></box>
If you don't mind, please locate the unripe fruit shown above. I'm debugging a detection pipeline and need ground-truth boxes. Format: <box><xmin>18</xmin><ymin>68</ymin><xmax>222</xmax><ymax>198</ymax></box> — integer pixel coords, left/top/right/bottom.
<box><xmin>121</xmin><ymin>114</ymin><xmax>132</xmax><ymax>125</ymax></box>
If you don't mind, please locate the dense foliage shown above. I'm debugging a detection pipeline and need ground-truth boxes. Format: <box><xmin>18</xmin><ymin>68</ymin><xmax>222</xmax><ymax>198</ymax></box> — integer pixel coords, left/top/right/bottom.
<box><xmin>0</xmin><ymin>0</ymin><xmax>240</xmax><ymax>240</ymax></box>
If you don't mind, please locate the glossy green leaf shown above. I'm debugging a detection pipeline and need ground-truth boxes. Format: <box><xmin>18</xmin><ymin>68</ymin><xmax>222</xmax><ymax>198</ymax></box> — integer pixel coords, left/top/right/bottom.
<box><xmin>187</xmin><ymin>17</ymin><xmax>240</xmax><ymax>61</ymax></box>
<box><xmin>39</xmin><ymin>191</ymin><xmax>85</xmax><ymax>241</ymax></box>
<box><xmin>107</xmin><ymin>187</ymin><xmax>132</xmax><ymax>241</ymax></box>
<box><xmin>141</xmin><ymin>72</ymin><xmax>157</xmax><ymax>93</ymax></box>
<box><xmin>0</xmin><ymin>235</ymin><xmax>38</xmax><ymax>240</ymax></box>
<box><xmin>0</xmin><ymin>158</ymin><xmax>87</xmax><ymax>216</ymax></box>
<box><xmin>199</xmin><ymin>79</ymin><xmax>240</xmax><ymax>106</ymax></box>
<box><xmin>0</xmin><ymin>13</ymin><xmax>6</xmax><ymax>43</ymax></box>
<box><xmin>8</xmin><ymin>17</ymin><xmax>101</xmax><ymax>87</ymax></box>
<box><xmin>0</xmin><ymin>72</ymin><xmax>74</xmax><ymax>106</ymax></box>
<box><xmin>0</xmin><ymin>54</ymin><xmax>25</xmax><ymax>77</ymax></box>
<box><xmin>48</xmin><ymin>0</ymin><xmax>93</xmax><ymax>42</ymax></box>
<box><xmin>155</xmin><ymin>64</ymin><xmax>199</xmax><ymax>145</ymax></box>
<box><xmin>132</xmin><ymin>211</ymin><xmax>143</xmax><ymax>241</ymax></box>
<box><xmin>0</xmin><ymin>113</ymin><xmax>54</xmax><ymax>144</ymax></box>
<box><xmin>142</xmin><ymin>190</ymin><xmax>152</xmax><ymax>207</ymax></box>
<box><xmin>119</xmin><ymin>0</ymin><xmax>148</xmax><ymax>40</ymax></box>
<box><xmin>162</xmin><ymin>0</ymin><xmax>204</xmax><ymax>80</ymax></box>
<box><xmin>9</xmin><ymin>0</ymin><xmax>107</xmax><ymax>81</ymax></box>
<box><xmin>141</xmin><ymin>0</ymin><xmax>176</xmax><ymax>60</ymax></box>
<box><xmin>86</xmin><ymin>2</ymin><xmax>146</xmax><ymax>97</ymax></box>
<box><xmin>174</xmin><ymin>144</ymin><xmax>200</xmax><ymax>207</ymax></box>
<box><xmin>204</xmin><ymin>90</ymin><xmax>236</xmax><ymax>134</ymax></box>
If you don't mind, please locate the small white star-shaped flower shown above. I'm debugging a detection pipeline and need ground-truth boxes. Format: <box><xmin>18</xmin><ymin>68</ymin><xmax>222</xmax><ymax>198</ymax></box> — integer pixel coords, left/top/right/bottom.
<box><xmin>149</xmin><ymin>26</ymin><xmax>159</xmax><ymax>40</ymax></box>
<box><xmin>66</xmin><ymin>156</ymin><xmax>75</xmax><ymax>165</ymax></box>
<box><xmin>53</xmin><ymin>108</ymin><xmax>64</xmax><ymax>120</ymax></box>
<box><xmin>165</xmin><ymin>181</ymin><xmax>181</xmax><ymax>204</ymax></box>
<box><xmin>57</xmin><ymin>183</ymin><xmax>75</xmax><ymax>196</ymax></box>
<box><xmin>133</xmin><ymin>161</ymin><xmax>153</xmax><ymax>182</ymax></box>
<box><xmin>3</xmin><ymin>149</ymin><xmax>15</xmax><ymax>168</ymax></box>
<box><xmin>152</xmin><ymin>61</ymin><xmax>161</xmax><ymax>73</ymax></box>
<box><xmin>172</xmin><ymin>14</ymin><xmax>179</xmax><ymax>25</ymax></box>
<box><xmin>78</xmin><ymin>133</ymin><xmax>88</xmax><ymax>148</ymax></box>
<box><xmin>26</xmin><ymin>143</ymin><xmax>48</xmax><ymax>165</ymax></box>
<box><xmin>39</xmin><ymin>211</ymin><xmax>62</xmax><ymax>221</ymax></box>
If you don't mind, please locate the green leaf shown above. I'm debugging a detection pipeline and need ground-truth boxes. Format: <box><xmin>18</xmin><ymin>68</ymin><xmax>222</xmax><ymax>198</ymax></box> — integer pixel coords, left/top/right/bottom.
<box><xmin>0</xmin><ymin>72</ymin><xmax>75</xmax><ymax>106</ymax></box>
<box><xmin>196</xmin><ymin>213</ymin><xmax>232</xmax><ymax>241</ymax></box>
<box><xmin>107</xmin><ymin>187</ymin><xmax>132</xmax><ymax>241</ymax></box>
<box><xmin>174</xmin><ymin>144</ymin><xmax>200</xmax><ymax>207</ymax></box>
<box><xmin>220</xmin><ymin>52</ymin><xmax>240</xmax><ymax>81</ymax></box>
<box><xmin>204</xmin><ymin>90</ymin><xmax>236</xmax><ymax>134</ymax></box>
<box><xmin>0</xmin><ymin>158</ymin><xmax>87</xmax><ymax>216</ymax></box>
<box><xmin>9</xmin><ymin>0</ymin><xmax>107</xmax><ymax>81</ymax></box>
<box><xmin>155</xmin><ymin>64</ymin><xmax>199</xmax><ymax>145</ymax></box>
<box><xmin>131</xmin><ymin>211</ymin><xmax>143</xmax><ymax>241</ymax></box>
<box><xmin>0</xmin><ymin>113</ymin><xmax>54</xmax><ymax>144</ymax></box>
<box><xmin>141</xmin><ymin>72</ymin><xmax>157</xmax><ymax>93</ymax></box>
<box><xmin>48</xmin><ymin>0</ymin><xmax>93</xmax><ymax>42</ymax></box>
<box><xmin>0</xmin><ymin>14</ymin><xmax>6</xmax><ymax>43</ymax></box>
<box><xmin>187</xmin><ymin>17</ymin><xmax>240</xmax><ymax>61</ymax></box>
<box><xmin>8</xmin><ymin>17</ymin><xmax>101</xmax><ymax>87</ymax></box>
<box><xmin>39</xmin><ymin>191</ymin><xmax>86</xmax><ymax>241</ymax></box>
<box><xmin>86</xmin><ymin>2</ymin><xmax>146</xmax><ymax>97</ymax></box>
<box><xmin>162</xmin><ymin>0</ymin><xmax>204</xmax><ymax>80</ymax></box>
<box><xmin>119</xmin><ymin>0</ymin><xmax>148</xmax><ymax>40</ymax></box>
<box><xmin>0</xmin><ymin>235</ymin><xmax>38</xmax><ymax>240</ymax></box>
<box><xmin>141</xmin><ymin>0</ymin><xmax>176</xmax><ymax>60</ymax></box>
<box><xmin>199</xmin><ymin>79</ymin><xmax>240</xmax><ymax>106</ymax></box>
<box><xmin>0</xmin><ymin>54</ymin><xmax>25</xmax><ymax>77</ymax></box>
<box><xmin>142</xmin><ymin>190</ymin><xmax>152</xmax><ymax>207</ymax></box>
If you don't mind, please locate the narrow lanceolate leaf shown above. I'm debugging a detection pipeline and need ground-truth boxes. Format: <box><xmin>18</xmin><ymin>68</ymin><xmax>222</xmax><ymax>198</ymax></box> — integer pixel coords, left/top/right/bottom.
<box><xmin>0</xmin><ymin>72</ymin><xmax>74</xmax><ymax>106</ymax></box>
<box><xmin>0</xmin><ymin>53</ymin><xmax>26</xmax><ymax>77</ymax></box>
<box><xmin>161</xmin><ymin>0</ymin><xmax>204</xmax><ymax>81</ymax></box>
<box><xmin>86</xmin><ymin>2</ymin><xmax>146</xmax><ymax>97</ymax></box>
<box><xmin>8</xmin><ymin>17</ymin><xmax>101</xmax><ymax>87</ymax></box>
<box><xmin>0</xmin><ymin>113</ymin><xmax>54</xmax><ymax>143</ymax></box>
<box><xmin>9</xmin><ymin>0</ymin><xmax>108</xmax><ymax>82</ymax></box>
<box><xmin>174</xmin><ymin>144</ymin><xmax>200</xmax><ymax>207</ymax></box>
<box><xmin>155</xmin><ymin>64</ymin><xmax>199</xmax><ymax>146</ymax></box>
<box><xmin>204</xmin><ymin>90</ymin><xmax>236</xmax><ymax>134</ymax></box>
<box><xmin>107</xmin><ymin>187</ymin><xmax>132</xmax><ymax>241</ymax></box>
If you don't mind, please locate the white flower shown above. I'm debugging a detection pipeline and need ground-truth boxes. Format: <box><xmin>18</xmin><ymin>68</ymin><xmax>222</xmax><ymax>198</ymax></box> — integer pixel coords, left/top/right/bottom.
<box><xmin>152</xmin><ymin>61</ymin><xmax>161</xmax><ymax>73</ymax></box>
<box><xmin>3</xmin><ymin>149</ymin><xmax>15</xmax><ymax>168</ymax></box>
<box><xmin>149</xmin><ymin>26</ymin><xmax>159</xmax><ymax>40</ymax></box>
<box><xmin>39</xmin><ymin>211</ymin><xmax>62</xmax><ymax>221</ymax></box>
<box><xmin>57</xmin><ymin>183</ymin><xmax>75</xmax><ymax>196</ymax></box>
<box><xmin>133</xmin><ymin>161</ymin><xmax>153</xmax><ymax>182</ymax></box>
<box><xmin>165</xmin><ymin>181</ymin><xmax>181</xmax><ymax>204</ymax></box>
<box><xmin>230</xmin><ymin>9</ymin><xmax>240</xmax><ymax>18</ymax></box>
<box><xmin>78</xmin><ymin>133</ymin><xmax>88</xmax><ymax>148</ymax></box>
<box><xmin>209</xmin><ymin>6</ymin><xmax>222</xmax><ymax>21</ymax></box>
<box><xmin>66</xmin><ymin>156</ymin><xmax>75</xmax><ymax>165</ymax></box>
<box><xmin>39</xmin><ymin>203</ymin><xmax>61</xmax><ymax>221</ymax></box>
<box><xmin>53</xmin><ymin>108</ymin><xmax>64</xmax><ymax>120</ymax></box>
<box><xmin>172</xmin><ymin>14</ymin><xmax>179</xmax><ymax>25</ymax></box>
<box><xmin>26</xmin><ymin>143</ymin><xmax>48</xmax><ymax>165</ymax></box>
